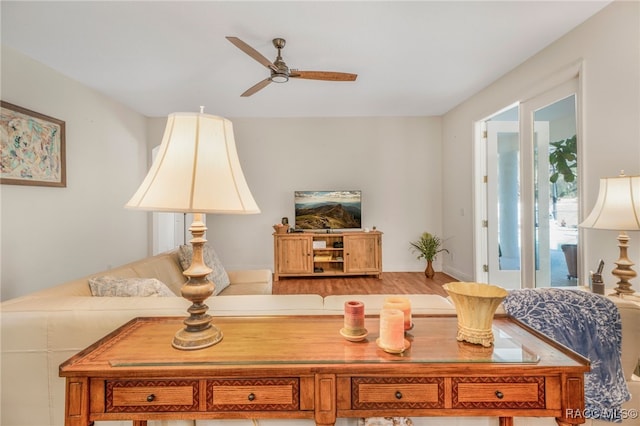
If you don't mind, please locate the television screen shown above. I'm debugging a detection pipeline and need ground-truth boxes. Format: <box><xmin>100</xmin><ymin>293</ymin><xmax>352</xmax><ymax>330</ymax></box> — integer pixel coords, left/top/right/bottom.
<box><xmin>294</xmin><ymin>190</ymin><xmax>362</xmax><ymax>230</ymax></box>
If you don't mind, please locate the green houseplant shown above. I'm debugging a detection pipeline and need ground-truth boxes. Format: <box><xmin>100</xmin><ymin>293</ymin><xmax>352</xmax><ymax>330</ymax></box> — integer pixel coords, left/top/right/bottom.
<box><xmin>548</xmin><ymin>134</ymin><xmax>577</xmax><ymax>186</ymax></box>
<box><xmin>410</xmin><ymin>232</ymin><xmax>449</xmax><ymax>279</ymax></box>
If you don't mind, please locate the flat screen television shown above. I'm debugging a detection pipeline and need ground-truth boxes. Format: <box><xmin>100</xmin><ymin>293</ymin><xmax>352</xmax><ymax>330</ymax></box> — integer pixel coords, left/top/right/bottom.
<box><xmin>294</xmin><ymin>190</ymin><xmax>362</xmax><ymax>230</ymax></box>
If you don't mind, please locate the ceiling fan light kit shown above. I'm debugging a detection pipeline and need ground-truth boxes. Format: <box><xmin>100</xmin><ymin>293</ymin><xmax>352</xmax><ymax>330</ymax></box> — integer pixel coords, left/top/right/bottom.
<box><xmin>271</xmin><ymin>74</ymin><xmax>289</xmax><ymax>83</ymax></box>
<box><xmin>226</xmin><ymin>36</ymin><xmax>357</xmax><ymax>96</ymax></box>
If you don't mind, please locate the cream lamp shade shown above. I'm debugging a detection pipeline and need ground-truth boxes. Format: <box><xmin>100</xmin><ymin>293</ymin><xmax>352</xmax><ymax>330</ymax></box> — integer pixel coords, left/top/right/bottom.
<box><xmin>580</xmin><ymin>174</ymin><xmax>640</xmax><ymax>231</ymax></box>
<box><xmin>125</xmin><ymin>111</ymin><xmax>259</xmax><ymax>350</ymax></box>
<box><xmin>126</xmin><ymin>112</ymin><xmax>260</xmax><ymax>214</ymax></box>
<box><xmin>579</xmin><ymin>172</ymin><xmax>640</xmax><ymax>296</ymax></box>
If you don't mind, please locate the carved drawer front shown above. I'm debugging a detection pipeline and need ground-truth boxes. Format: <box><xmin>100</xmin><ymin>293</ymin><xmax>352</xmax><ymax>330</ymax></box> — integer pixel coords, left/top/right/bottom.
<box><xmin>352</xmin><ymin>377</ymin><xmax>445</xmax><ymax>409</ymax></box>
<box><xmin>106</xmin><ymin>379</ymin><xmax>199</xmax><ymax>413</ymax></box>
<box><xmin>207</xmin><ymin>378</ymin><xmax>299</xmax><ymax>411</ymax></box>
<box><xmin>452</xmin><ymin>377</ymin><xmax>545</xmax><ymax>409</ymax></box>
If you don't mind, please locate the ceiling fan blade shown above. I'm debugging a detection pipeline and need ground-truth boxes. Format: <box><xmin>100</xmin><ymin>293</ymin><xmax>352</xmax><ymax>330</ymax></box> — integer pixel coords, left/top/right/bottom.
<box><xmin>290</xmin><ymin>71</ymin><xmax>357</xmax><ymax>81</ymax></box>
<box><xmin>226</xmin><ymin>36</ymin><xmax>277</xmax><ymax>72</ymax></box>
<box><xmin>241</xmin><ymin>78</ymin><xmax>272</xmax><ymax>97</ymax></box>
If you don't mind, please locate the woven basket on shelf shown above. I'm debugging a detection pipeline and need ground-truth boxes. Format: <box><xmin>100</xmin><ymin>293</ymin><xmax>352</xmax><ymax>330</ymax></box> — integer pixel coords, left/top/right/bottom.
<box><xmin>273</xmin><ymin>224</ymin><xmax>289</xmax><ymax>234</ymax></box>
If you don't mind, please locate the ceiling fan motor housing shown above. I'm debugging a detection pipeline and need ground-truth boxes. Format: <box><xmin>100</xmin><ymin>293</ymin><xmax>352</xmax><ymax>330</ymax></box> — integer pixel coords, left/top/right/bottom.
<box><xmin>271</xmin><ymin>38</ymin><xmax>289</xmax><ymax>82</ymax></box>
<box><xmin>271</xmin><ymin>59</ymin><xmax>289</xmax><ymax>82</ymax></box>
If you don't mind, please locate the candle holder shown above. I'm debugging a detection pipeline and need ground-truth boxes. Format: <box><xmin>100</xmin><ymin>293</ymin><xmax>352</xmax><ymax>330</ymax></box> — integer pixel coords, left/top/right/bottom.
<box><xmin>376</xmin><ymin>338</ymin><xmax>411</xmax><ymax>354</ymax></box>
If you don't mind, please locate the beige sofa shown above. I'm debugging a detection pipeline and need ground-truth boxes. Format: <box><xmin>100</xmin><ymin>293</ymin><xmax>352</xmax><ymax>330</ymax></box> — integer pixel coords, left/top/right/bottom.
<box><xmin>1</xmin><ymin>249</ymin><xmax>638</xmax><ymax>426</ymax></box>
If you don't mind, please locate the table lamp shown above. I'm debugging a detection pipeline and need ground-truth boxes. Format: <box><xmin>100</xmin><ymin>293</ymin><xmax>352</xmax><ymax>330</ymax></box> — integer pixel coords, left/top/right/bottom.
<box><xmin>126</xmin><ymin>109</ymin><xmax>260</xmax><ymax>350</ymax></box>
<box><xmin>579</xmin><ymin>172</ymin><xmax>640</xmax><ymax>296</ymax></box>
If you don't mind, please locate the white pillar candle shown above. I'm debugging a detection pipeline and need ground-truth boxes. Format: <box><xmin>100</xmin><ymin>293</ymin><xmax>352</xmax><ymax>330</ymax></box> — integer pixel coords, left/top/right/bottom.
<box><xmin>379</xmin><ymin>308</ymin><xmax>405</xmax><ymax>350</ymax></box>
<box><xmin>383</xmin><ymin>296</ymin><xmax>412</xmax><ymax>330</ymax></box>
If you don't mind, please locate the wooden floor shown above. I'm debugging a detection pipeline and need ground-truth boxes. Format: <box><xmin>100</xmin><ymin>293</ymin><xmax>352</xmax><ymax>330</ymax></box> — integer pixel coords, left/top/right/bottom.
<box><xmin>272</xmin><ymin>272</ymin><xmax>457</xmax><ymax>298</ymax></box>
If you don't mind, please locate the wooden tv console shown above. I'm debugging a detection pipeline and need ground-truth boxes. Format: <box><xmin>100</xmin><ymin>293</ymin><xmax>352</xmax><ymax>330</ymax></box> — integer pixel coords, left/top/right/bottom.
<box><xmin>273</xmin><ymin>231</ymin><xmax>382</xmax><ymax>280</ymax></box>
<box><xmin>59</xmin><ymin>315</ymin><xmax>588</xmax><ymax>426</ymax></box>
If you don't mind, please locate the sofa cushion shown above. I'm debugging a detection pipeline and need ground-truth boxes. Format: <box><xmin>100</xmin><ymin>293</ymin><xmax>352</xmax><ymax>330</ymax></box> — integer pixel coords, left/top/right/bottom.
<box><xmin>88</xmin><ymin>276</ymin><xmax>175</xmax><ymax>297</ymax></box>
<box><xmin>218</xmin><ymin>282</ymin><xmax>273</xmax><ymax>296</ymax></box>
<box><xmin>178</xmin><ymin>244</ymin><xmax>230</xmax><ymax>296</ymax></box>
<box><xmin>127</xmin><ymin>250</ymin><xmax>186</xmax><ymax>295</ymax></box>
<box><xmin>209</xmin><ymin>295</ymin><xmax>325</xmax><ymax>316</ymax></box>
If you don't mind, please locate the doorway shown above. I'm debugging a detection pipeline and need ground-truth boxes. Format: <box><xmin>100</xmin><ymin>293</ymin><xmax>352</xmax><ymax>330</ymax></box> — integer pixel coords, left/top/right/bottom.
<box><xmin>478</xmin><ymin>79</ymin><xmax>579</xmax><ymax>289</ymax></box>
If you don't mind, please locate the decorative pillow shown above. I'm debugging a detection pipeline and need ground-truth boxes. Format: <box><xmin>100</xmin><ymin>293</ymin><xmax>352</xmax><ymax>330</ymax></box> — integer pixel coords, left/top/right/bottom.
<box><xmin>177</xmin><ymin>243</ymin><xmax>230</xmax><ymax>296</ymax></box>
<box><xmin>89</xmin><ymin>276</ymin><xmax>175</xmax><ymax>297</ymax></box>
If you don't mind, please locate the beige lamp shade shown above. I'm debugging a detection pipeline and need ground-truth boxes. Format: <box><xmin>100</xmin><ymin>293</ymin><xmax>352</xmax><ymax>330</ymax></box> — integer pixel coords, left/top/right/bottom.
<box><xmin>125</xmin><ymin>111</ymin><xmax>259</xmax><ymax>349</ymax></box>
<box><xmin>579</xmin><ymin>174</ymin><xmax>640</xmax><ymax>231</ymax></box>
<box><xmin>125</xmin><ymin>112</ymin><xmax>260</xmax><ymax>214</ymax></box>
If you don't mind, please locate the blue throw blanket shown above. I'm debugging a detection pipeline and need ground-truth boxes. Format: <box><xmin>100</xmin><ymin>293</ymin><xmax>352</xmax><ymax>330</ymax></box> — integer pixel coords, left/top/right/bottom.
<box><xmin>503</xmin><ymin>288</ymin><xmax>630</xmax><ymax>422</ymax></box>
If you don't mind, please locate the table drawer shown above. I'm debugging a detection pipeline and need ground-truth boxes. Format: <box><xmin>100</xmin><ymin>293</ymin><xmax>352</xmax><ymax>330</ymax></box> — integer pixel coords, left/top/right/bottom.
<box><xmin>106</xmin><ymin>379</ymin><xmax>199</xmax><ymax>413</ymax></box>
<box><xmin>352</xmin><ymin>377</ymin><xmax>444</xmax><ymax>409</ymax></box>
<box><xmin>207</xmin><ymin>378</ymin><xmax>299</xmax><ymax>411</ymax></box>
<box><xmin>452</xmin><ymin>377</ymin><xmax>545</xmax><ymax>409</ymax></box>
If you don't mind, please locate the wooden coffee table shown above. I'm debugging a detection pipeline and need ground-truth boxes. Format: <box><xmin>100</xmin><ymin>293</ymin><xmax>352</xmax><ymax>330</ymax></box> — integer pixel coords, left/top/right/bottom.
<box><xmin>59</xmin><ymin>315</ymin><xmax>589</xmax><ymax>426</ymax></box>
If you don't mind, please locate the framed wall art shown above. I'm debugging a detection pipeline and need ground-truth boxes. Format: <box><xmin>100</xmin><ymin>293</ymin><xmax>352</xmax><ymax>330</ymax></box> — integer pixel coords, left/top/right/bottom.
<box><xmin>1</xmin><ymin>101</ymin><xmax>66</xmax><ymax>187</ymax></box>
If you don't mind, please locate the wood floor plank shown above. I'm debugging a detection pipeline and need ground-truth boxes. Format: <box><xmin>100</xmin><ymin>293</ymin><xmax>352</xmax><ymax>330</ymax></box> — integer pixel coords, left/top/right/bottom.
<box><xmin>272</xmin><ymin>272</ymin><xmax>457</xmax><ymax>298</ymax></box>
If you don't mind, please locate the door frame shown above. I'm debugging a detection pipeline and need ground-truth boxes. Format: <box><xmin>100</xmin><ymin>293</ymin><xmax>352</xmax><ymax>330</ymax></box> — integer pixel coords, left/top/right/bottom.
<box><xmin>473</xmin><ymin>61</ymin><xmax>584</xmax><ymax>287</ymax></box>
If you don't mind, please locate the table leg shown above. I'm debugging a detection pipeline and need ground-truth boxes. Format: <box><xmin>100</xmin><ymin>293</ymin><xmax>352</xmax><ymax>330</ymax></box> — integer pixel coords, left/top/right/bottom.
<box><xmin>315</xmin><ymin>374</ymin><xmax>337</xmax><ymax>426</ymax></box>
<box><xmin>499</xmin><ymin>417</ymin><xmax>514</xmax><ymax>426</ymax></box>
<box><xmin>65</xmin><ymin>377</ymin><xmax>90</xmax><ymax>426</ymax></box>
<box><xmin>132</xmin><ymin>421</ymin><xmax>147</xmax><ymax>426</ymax></box>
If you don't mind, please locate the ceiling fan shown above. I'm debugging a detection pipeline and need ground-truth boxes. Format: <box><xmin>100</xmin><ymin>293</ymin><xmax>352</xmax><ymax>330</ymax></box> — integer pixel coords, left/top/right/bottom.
<box><xmin>226</xmin><ymin>36</ymin><xmax>358</xmax><ymax>97</ymax></box>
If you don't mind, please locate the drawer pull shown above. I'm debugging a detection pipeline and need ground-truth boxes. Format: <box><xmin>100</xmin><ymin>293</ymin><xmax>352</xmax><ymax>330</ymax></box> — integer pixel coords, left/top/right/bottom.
<box><xmin>495</xmin><ymin>390</ymin><xmax>504</xmax><ymax>399</ymax></box>
<box><xmin>395</xmin><ymin>391</ymin><xmax>403</xmax><ymax>400</ymax></box>
<box><xmin>248</xmin><ymin>393</ymin><xmax>256</xmax><ymax>401</ymax></box>
<box><xmin>146</xmin><ymin>394</ymin><xmax>156</xmax><ymax>402</ymax></box>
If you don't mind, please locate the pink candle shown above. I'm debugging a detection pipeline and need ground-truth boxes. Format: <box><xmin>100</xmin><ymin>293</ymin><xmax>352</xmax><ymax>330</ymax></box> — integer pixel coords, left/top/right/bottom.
<box><xmin>379</xmin><ymin>308</ymin><xmax>405</xmax><ymax>350</ymax></box>
<box><xmin>344</xmin><ymin>300</ymin><xmax>365</xmax><ymax>335</ymax></box>
<box><xmin>383</xmin><ymin>297</ymin><xmax>412</xmax><ymax>330</ymax></box>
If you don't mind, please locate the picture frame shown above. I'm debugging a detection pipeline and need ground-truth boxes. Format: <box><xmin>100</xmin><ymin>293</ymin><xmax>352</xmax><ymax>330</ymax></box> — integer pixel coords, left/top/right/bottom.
<box><xmin>1</xmin><ymin>101</ymin><xmax>66</xmax><ymax>187</ymax></box>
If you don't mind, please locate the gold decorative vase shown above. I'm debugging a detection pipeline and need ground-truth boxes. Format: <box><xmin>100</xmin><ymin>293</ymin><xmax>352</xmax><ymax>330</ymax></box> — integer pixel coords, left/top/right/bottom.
<box><xmin>443</xmin><ymin>282</ymin><xmax>507</xmax><ymax>347</ymax></box>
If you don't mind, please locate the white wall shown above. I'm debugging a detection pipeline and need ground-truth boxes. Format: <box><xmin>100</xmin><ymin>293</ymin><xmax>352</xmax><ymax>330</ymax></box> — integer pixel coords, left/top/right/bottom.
<box><xmin>2</xmin><ymin>47</ymin><xmax>444</xmax><ymax>301</ymax></box>
<box><xmin>147</xmin><ymin>116</ymin><xmax>444</xmax><ymax>274</ymax></box>
<box><xmin>441</xmin><ymin>0</ymin><xmax>640</xmax><ymax>283</ymax></box>
<box><xmin>1</xmin><ymin>46</ymin><xmax>149</xmax><ymax>300</ymax></box>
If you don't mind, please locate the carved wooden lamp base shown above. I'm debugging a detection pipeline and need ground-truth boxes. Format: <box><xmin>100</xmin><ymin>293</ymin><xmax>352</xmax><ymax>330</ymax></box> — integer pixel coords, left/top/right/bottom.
<box><xmin>610</xmin><ymin>232</ymin><xmax>637</xmax><ymax>296</ymax></box>
<box><xmin>172</xmin><ymin>214</ymin><xmax>223</xmax><ymax>350</ymax></box>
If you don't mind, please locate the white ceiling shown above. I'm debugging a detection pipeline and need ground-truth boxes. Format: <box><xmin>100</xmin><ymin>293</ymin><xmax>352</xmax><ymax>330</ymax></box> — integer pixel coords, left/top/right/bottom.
<box><xmin>1</xmin><ymin>1</ymin><xmax>611</xmax><ymax>118</ymax></box>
